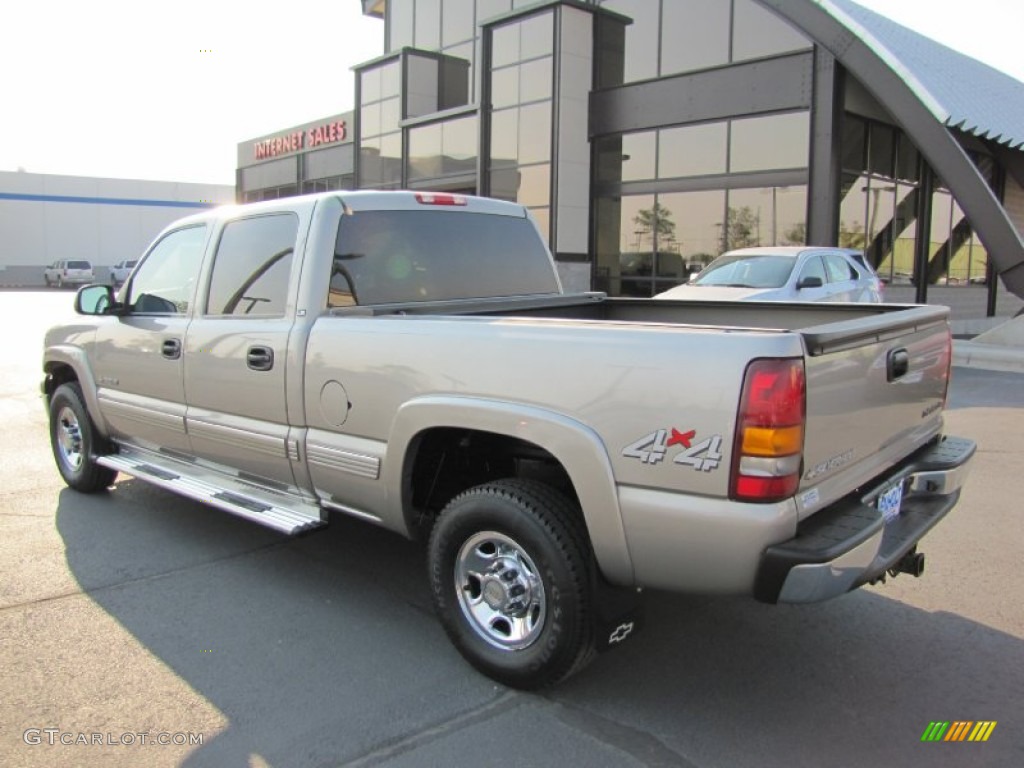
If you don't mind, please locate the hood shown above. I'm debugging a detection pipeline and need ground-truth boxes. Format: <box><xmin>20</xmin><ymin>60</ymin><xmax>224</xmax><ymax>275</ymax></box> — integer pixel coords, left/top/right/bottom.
<box><xmin>654</xmin><ymin>284</ymin><xmax>780</xmax><ymax>301</ymax></box>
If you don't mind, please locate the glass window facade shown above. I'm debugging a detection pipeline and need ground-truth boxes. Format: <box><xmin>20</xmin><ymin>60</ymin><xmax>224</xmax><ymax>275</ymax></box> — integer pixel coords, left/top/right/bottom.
<box><xmin>597</xmin><ymin>111</ymin><xmax>808</xmax><ymax>185</ymax></box>
<box><xmin>840</xmin><ymin>114</ymin><xmax>922</xmax><ymax>284</ymax></box>
<box><xmin>359</xmin><ymin>59</ymin><xmax>403</xmax><ymax>188</ymax></box>
<box><xmin>595</xmin><ymin>185</ymin><xmax>808</xmax><ymax>297</ymax></box>
<box><xmin>407</xmin><ymin>114</ymin><xmax>478</xmax><ymax>183</ymax></box>
<box><xmin>594</xmin><ymin>108</ymin><xmax>809</xmax><ymax>296</ymax></box>
<box><xmin>487</xmin><ymin>9</ymin><xmax>555</xmax><ymax>243</ymax></box>
<box><xmin>596</xmin><ymin>0</ymin><xmax>811</xmax><ymax>87</ymax></box>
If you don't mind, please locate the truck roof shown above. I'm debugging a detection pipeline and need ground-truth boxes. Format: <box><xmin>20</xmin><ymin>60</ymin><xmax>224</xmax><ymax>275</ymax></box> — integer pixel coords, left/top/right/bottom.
<box><xmin>167</xmin><ymin>190</ymin><xmax>529</xmax><ymax>232</ymax></box>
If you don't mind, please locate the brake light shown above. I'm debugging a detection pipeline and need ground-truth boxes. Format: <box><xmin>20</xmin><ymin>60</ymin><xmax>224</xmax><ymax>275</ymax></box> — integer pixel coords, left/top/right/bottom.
<box><xmin>415</xmin><ymin>192</ymin><xmax>467</xmax><ymax>206</ymax></box>
<box><xmin>731</xmin><ymin>358</ymin><xmax>806</xmax><ymax>502</ymax></box>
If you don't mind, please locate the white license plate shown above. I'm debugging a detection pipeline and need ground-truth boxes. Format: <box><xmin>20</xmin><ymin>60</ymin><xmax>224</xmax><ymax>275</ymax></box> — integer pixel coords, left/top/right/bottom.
<box><xmin>878</xmin><ymin>482</ymin><xmax>904</xmax><ymax>524</ymax></box>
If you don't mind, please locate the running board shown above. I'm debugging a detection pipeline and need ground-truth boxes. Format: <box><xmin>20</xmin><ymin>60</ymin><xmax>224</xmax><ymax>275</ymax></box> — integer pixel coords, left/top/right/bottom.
<box><xmin>97</xmin><ymin>450</ymin><xmax>325</xmax><ymax>535</ymax></box>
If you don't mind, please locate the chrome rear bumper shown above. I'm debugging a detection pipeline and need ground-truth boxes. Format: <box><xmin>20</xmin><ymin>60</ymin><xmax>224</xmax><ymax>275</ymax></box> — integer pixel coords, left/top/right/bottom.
<box><xmin>755</xmin><ymin>436</ymin><xmax>976</xmax><ymax>604</ymax></box>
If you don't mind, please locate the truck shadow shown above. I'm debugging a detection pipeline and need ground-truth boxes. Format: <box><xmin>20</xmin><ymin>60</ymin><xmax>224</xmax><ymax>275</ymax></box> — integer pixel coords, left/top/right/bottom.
<box><xmin>56</xmin><ymin>481</ymin><xmax>1021</xmax><ymax>767</ymax></box>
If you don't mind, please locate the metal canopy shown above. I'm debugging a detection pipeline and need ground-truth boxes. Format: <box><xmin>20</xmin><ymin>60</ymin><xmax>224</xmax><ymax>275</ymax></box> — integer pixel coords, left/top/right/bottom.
<box><xmin>763</xmin><ymin>0</ymin><xmax>1024</xmax><ymax>299</ymax></box>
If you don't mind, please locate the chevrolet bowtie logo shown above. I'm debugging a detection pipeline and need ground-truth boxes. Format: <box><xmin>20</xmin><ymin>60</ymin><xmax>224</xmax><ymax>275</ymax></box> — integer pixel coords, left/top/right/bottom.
<box><xmin>608</xmin><ymin>622</ymin><xmax>635</xmax><ymax>644</ymax></box>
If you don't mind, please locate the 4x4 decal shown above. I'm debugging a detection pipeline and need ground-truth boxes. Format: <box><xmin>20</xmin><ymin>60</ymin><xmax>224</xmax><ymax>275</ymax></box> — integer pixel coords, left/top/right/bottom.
<box><xmin>622</xmin><ymin>428</ymin><xmax>724</xmax><ymax>472</ymax></box>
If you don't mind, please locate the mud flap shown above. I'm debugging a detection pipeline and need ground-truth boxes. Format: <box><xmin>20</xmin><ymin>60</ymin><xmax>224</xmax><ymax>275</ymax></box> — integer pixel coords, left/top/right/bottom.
<box><xmin>591</xmin><ymin>572</ymin><xmax>645</xmax><ymax>653</ymax></box>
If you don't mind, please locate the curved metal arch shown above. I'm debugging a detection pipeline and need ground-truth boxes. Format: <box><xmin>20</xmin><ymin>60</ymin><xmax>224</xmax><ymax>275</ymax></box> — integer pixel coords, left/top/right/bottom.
<box><xmin>762</xmin><ymin>0</ymin><xmax>1024</xmax><ymax>298</ymax></box>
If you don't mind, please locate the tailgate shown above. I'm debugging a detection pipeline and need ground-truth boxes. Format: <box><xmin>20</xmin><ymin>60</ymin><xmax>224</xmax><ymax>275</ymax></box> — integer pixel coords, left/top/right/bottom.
<box><xmin>796</xmin><ymin>305</ymin><xmax>951</xmax><ymax>517</ymax></box>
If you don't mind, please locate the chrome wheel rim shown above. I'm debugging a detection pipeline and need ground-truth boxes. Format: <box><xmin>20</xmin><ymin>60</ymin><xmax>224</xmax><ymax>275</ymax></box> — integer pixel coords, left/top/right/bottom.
<box><xmin>455</xmin><ymin>531</ymin><xmax>546</xmax><ymax>651</ymax></box>
<box><xmin>56</xmin><ymin>405</ymin><xmax>84</xmax><ymax>471</ymax></box>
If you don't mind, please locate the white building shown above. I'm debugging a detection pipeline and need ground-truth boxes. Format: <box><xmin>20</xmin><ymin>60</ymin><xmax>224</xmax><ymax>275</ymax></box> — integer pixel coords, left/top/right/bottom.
<box><xmin>0</xmin><ymin>171</ymin><xmax>234</xmax><ymax>286</ymax></box>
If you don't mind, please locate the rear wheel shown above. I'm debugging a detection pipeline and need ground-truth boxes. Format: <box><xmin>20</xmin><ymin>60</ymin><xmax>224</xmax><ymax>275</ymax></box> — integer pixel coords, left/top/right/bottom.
<box><xmin>49</xmin><ymin>382</ymin><xmax>116</xmax><ymax>492</ymax></box>
<box><xmin>428</xmin><ymin>479</ymin><xmax>595</xmax><ymax>689</ymax></box>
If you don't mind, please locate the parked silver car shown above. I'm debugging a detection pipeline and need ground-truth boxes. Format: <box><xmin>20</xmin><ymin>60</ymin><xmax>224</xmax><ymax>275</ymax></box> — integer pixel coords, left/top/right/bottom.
<box><xmin>655</xmin><ymin>247</ymin><xmax>883</xmax><ymax>303</ymax></box>
<box><xmin>43</xmin><ymin>260</ymin><xmax>95</xmax><ymax>288</ymax></box>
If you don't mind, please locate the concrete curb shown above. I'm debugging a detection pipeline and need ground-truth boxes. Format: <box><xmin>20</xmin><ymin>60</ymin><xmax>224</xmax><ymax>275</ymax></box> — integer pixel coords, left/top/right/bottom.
<box><xmin>953</xmin><ymin>340</ymin><xmax>1024</xmax><ymax>374</ymax></box>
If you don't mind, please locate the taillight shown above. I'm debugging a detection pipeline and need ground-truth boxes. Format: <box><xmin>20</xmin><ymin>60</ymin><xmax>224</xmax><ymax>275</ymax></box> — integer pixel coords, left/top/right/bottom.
<box><xmin>415</xmin><ymin>192</ymin><xmax>467</xmax><ymax>206</ymax></box>
<box><xmin>731</xmin><ymin>358</ymin><xmax>806</xmax><ymax>503</ymax></box>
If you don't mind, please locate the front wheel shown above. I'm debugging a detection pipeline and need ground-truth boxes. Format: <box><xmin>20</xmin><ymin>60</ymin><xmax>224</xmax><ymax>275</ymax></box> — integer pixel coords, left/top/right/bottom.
<box><xmin>428</xmin><ymin>479</ymin><xmax>595</xmax><ymax>689</ymax></box>
<box><xmin>49</xmin><ymin>382</ymin><xmax>116</xmax><ymax>492</ymax></box>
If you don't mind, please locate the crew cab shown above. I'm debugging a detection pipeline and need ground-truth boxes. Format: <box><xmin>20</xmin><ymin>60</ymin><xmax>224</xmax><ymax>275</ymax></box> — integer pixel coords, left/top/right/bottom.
<box><xmin>43</xmin><ymin>191</ymin><xmax>975</xmax><ymax>688</ymax></box>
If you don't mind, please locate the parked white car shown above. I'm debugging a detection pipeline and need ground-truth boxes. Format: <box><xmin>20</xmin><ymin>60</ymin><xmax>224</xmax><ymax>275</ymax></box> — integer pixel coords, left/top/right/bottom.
<box><xmin>43</xmin><ymin>260</ymin><xmax>94</xmax><ymax>288</ymax></box>
<box><xmin>655</xmin><ymin>247</ymin><xmax>883</xmax><ymax>303</ymax></box>
<box><xmin>110</xmin><ymin>259</ymin><xmax>138</xmax><ymax>286</ymax></box>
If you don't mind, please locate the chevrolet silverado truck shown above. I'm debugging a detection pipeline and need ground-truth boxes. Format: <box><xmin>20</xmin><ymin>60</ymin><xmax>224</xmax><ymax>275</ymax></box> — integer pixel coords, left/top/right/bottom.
<box><xmin>43</xmin><ymin>191</ymin><xmax>975</xmax><ymax>689</ymax></box>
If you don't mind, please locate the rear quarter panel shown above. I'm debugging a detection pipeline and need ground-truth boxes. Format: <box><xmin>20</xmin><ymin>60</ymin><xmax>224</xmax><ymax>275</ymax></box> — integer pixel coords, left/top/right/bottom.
<box><xmin>303</xmin><ymin>314</ymin><xmax>804</xmax><ymax>506</ymax></box>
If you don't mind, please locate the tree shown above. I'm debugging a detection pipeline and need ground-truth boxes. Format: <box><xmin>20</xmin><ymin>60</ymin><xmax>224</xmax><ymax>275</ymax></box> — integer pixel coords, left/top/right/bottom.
<box><xmin>839</xmin><ymin>220</ymin><xmax>866</xmax><ymax>249</ymax></box>
<box><xmin>782</xmin><ymin>221</ymin><xmax>806</xmax><ymax>246</ymax></box>
<box><xmin>725</xmin><ymin>206</ymin><xmax>759</xmax><ymax>250</ymax></box>
<box><xmin>633</xmin><ymin>203</ymin><xmax>676</xmax><ymax>249</ymax></box>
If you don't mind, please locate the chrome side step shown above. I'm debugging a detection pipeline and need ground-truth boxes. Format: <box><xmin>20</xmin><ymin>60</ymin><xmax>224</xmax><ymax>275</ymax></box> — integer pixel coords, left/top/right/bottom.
<box><xmin>97</xmin><ymin>449</ymin><xmax>325</xmax><ymax>535</ymax></box>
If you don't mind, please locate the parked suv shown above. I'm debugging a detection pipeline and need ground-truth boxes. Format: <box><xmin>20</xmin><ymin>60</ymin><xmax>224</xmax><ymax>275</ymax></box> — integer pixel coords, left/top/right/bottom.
<box><xmin>109</xmin><ymin>259</ymin><xmax>138</xmax><ymax>286</ymax></box>
<box><xmin>44</xmin><ymin>260</ymin><xmax>94</xmax><ymax>288</ymax></box>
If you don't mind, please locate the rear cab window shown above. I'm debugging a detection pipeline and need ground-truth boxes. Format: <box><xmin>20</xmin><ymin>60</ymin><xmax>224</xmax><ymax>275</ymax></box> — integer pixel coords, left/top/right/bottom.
<box><xmin>329</xmin><ymin>209</ymin><xmax>559</xmax><ymax>307</ymax></box>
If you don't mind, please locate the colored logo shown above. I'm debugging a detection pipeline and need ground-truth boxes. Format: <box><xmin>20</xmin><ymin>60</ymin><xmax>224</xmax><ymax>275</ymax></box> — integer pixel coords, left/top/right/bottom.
<box><xmin>921</xmin><ymin>721</ymin><xmax>997</xmax><ymax>742</ymax></box>
<box><xmin>622</xmin><ymin>428</ymin><xmax>723</xmax><ymax>471</ymax></box>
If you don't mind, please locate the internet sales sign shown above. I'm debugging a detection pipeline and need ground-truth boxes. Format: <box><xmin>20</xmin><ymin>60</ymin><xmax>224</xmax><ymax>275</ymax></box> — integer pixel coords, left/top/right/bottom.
<box><xmin>253</xmin><ymin>120</ymin><xmax>348</xmax><ymax>160</ymax></box>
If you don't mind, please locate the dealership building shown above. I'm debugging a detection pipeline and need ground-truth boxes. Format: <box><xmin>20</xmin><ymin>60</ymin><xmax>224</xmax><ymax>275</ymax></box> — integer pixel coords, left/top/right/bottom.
<box><xmin>236</xmin><ymin>0</ymin><xmax>1024</xmax><ymax>316</ymax></box>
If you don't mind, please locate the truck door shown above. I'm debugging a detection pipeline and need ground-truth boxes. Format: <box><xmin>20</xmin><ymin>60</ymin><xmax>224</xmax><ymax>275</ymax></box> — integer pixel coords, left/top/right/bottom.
<box><xmin>91</xmin><ymin>225</ymin><xmax>208</xmax><ymax>455</ymax></box>
<box><xmin>183</xmin><ymin>212</ymin><xmax>300</xmax><ymax>489</ymax></box>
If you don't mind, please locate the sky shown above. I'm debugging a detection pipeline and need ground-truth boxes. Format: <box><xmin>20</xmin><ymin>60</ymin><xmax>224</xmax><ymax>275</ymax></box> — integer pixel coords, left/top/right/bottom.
<box><xmin>2</xmin><ymin>0</ymin><xmax>1023</xmax><ymax>186</ymax></box>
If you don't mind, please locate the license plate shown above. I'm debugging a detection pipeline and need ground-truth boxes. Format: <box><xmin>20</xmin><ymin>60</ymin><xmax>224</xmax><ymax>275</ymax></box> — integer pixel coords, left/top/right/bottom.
<box><xmin>878</xmin><ymin>482</ymin><xmax>904</xmax><ymax>524</ymax></box>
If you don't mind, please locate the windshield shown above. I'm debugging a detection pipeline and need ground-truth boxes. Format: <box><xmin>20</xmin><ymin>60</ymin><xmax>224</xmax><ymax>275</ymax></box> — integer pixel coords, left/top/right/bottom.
<box><xmin>694</xmin><ymin>254</ymin><xmax>795</xmax><ymax>289</ymax></box>
<box><xmin>68</xmin><ymin>260</ymin><xmax>92</xmax><ymax>270</ymax></box>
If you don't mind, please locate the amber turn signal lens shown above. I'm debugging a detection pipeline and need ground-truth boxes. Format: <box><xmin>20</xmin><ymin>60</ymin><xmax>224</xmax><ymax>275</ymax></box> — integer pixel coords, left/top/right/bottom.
<box><xmin>741</xmin><ymin>425</ymin><xmax>804</xmax><ymax>457</ymax></box>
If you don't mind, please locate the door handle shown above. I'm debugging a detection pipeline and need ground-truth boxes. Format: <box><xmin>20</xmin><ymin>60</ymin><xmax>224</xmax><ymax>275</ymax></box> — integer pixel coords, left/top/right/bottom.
<box><xmin>162</xmin><ymin>338</ymin><xmax>182</xmax><ymax>360</ymax></box>
<box><xmin>247</xmin><ymin>346</ymin><xmax>274</xmax><ymax>371</ymax></box>
<box><xmin>887</xmin><ymin>348</ymin><xmax>910</xmax><ymax>381</ymax></box>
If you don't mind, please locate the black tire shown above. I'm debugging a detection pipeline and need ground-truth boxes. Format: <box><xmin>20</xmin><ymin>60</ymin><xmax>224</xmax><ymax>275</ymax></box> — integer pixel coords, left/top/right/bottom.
<box><xmin>49</xmin><ymin>382</ymin><xmax>116</xmax><ymax>492</ymax></box>
<box><xmin>56</xmin><ymin>276</ymin><xmax>64</xmax><ymax>289</ymax></box>
<box><xmin>428</xmin><ymin>478</ymin><xmax>595</xmax><ymax>689</ymax></box>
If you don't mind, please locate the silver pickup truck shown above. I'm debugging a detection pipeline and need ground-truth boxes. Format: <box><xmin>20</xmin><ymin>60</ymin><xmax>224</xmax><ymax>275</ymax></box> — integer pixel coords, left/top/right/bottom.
<box><xmin>43</xmin><ymin>191</ymin><xmax>975</xmax><ymax>688</ymax></box>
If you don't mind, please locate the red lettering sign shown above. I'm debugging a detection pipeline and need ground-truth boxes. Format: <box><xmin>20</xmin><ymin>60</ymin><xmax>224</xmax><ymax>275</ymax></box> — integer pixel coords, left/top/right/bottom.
<box><xmin>254</xmin><ymin>120</ymin><xmax>348</xmax><ymax>160</ymax></box>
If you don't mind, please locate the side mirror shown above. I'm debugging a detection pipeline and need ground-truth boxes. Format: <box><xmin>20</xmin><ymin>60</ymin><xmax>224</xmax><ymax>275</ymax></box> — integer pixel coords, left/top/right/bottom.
<box><xmin>75</xmin><ymin>284</ymin><xmax>121</xmax><ymax>315</ymax></box>
<box><xmin>797</xmin><ymin>276</ymin><xmax>824</xmax><ymax>289</ymax></box>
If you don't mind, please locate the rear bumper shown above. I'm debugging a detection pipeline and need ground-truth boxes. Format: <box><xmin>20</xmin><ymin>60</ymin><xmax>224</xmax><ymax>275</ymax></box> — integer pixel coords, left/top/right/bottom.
<box><xmin>753</xmin><ymin>435</ymin><xmax>976</xmax><ymax>604</ymax></box>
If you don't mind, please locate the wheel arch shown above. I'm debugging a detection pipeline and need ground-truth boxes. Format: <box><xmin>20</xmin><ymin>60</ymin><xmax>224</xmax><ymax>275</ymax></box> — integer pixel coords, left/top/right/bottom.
<box><xmin>42</xmin><ymin>346</ymin><xmax>109</xmax><ymax>436</ymax></box>
<box><xmin>387</xmin><ymin>396</ymin><xmax>634</xmax><ymax>586</ymax></box>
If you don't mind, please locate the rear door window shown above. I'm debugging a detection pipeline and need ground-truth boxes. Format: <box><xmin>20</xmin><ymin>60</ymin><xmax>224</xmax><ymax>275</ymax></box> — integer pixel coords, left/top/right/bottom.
<box><xmin>205</xmin><ymin>214</ymin><xmax>298</xmax><ymax>317</ymax></box>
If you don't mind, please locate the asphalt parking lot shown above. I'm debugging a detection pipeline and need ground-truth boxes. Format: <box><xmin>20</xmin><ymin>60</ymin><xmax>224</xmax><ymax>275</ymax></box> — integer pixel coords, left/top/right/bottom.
<box><xmin>2</xmin><ymin>290</ymin><xmax>1022</xmax><ymax>767</ymax></box>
